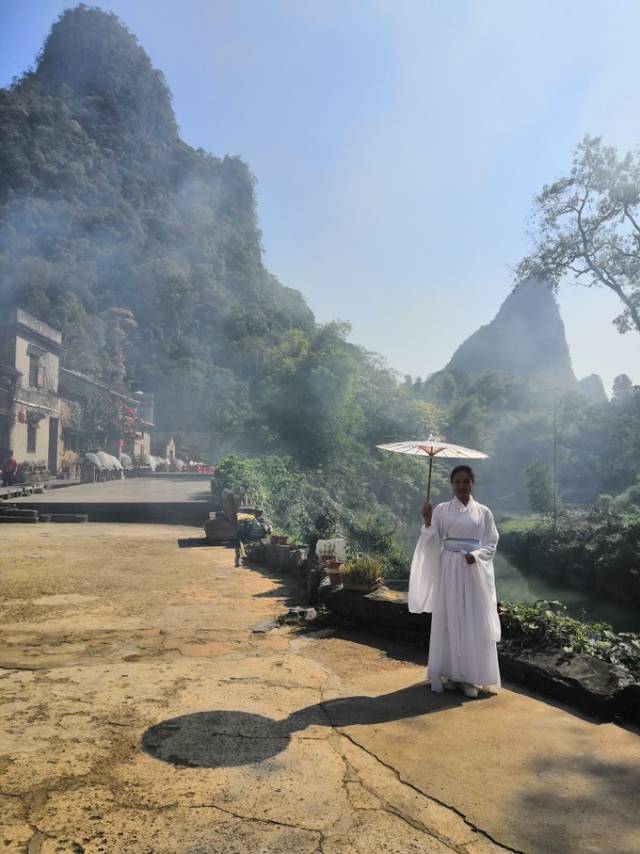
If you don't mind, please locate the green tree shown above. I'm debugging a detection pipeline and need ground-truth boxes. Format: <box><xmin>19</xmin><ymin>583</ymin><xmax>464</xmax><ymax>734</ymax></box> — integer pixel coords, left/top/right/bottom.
<box><xmin>518</xmin><ymin>136</ymin><xmax>640</xmax><ymax>336</ymax></box>
<box><xmin>526</xmin><ymin>457</ymin><xmax>555</xmax><ymax>514</ymax></box>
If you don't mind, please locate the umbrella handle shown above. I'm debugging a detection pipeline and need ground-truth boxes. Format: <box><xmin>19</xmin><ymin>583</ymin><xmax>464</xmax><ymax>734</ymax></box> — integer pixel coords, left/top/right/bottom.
<box><xmin>426</xmin><ymin>456</ymin><xmax>433</xmax><ymax>505</ymax></box>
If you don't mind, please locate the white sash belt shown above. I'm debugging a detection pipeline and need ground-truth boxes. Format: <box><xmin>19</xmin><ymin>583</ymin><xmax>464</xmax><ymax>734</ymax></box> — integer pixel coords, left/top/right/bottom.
<box><xmin>443</xmin><ymin>537</ymin><xmax>480</xmax><ymax>553</ymax></box>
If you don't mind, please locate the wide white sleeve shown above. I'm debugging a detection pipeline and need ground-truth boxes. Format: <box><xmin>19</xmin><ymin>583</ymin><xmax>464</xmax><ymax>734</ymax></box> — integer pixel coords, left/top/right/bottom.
<box><xmin>469</xmin><ymin>507</ymin><xmax>501</xmax><ymax>642</ymax></box>
<box><xmin>469</xmin><ymin>507</ymin><xmax>499</xmax><ymax>564</ymax></box>
<box><xmin>408</xmin><ymin>504</ymin><xmax>444</xmax><ymax>614</ymax></box>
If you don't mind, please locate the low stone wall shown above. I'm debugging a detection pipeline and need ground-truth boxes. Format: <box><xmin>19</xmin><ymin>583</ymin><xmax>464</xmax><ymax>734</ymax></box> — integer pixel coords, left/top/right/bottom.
<box><xmin>319</xmin><ymin>583</ymin><xmax>640</xmax><ymax>725</ymax></box>
<box><xmin>319</xmin><ymin>584</ymin><xmax>430</xmax><ymax>644</ymax></box>
<box><xmin>243</xmin><ymin>542</ymin><xmax>640</xmax><ymax>723</ymax></box>
<box><xmin>246</xmin><ymin>542</ymin><xmax>307</xmax><ymax>573</ymax></box>
<box><xmin>246</xmin><ymin>542</ymin><xmax>319</xmax><ymax>599</ymax></box>
<box><xmin>499</xmin><ymin>642</ymin><xmax>640</xmax><ymax>723</ymax></box>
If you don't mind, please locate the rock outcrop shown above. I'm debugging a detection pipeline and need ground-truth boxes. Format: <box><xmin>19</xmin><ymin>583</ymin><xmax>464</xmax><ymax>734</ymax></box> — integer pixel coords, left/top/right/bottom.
<box><xmin>578</xmin><ymin>373</ymin><xmax>608</xmax><ymax>404</ymax></box>
<box><xmin>445</xmin><ymin>276</ymin><xmax>577</xmax><ymax>388</ymax></box>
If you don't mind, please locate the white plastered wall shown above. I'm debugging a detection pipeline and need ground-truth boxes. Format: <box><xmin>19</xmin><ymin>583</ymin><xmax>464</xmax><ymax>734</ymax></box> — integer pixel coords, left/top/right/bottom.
<box><xmin>11</xmin><ymin>417</ymin><xmax>51</xmax><ymax>464</ymax></box>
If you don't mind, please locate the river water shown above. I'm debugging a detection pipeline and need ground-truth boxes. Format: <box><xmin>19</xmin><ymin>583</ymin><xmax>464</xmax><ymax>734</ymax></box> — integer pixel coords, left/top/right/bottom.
<box><xmin>392</xmin><ymin>537</ymin><xmax>639</xmax><ymax>632</ymax></box>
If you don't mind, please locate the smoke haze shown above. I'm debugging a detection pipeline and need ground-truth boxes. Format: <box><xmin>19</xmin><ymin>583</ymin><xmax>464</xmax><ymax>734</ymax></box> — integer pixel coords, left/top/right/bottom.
<box><xmin>1</xmin><ymin>0</ymin><xmax>639</xmax><ymax>392</ymax></box>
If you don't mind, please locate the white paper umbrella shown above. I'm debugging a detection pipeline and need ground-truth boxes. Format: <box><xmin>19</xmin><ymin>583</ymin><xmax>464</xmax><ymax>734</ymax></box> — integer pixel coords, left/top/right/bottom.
<box><xmin>376</xmin><ymin>434</ymin><xmax>488</xmax><ymax>502</ymax></box>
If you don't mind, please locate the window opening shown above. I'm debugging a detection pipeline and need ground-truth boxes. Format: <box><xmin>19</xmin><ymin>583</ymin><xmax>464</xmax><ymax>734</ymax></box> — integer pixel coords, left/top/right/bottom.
<box><xmin>29</xmin><ymin>355</ymin><xmax>45</xmax><ymax>388</ymax></box>
<box><xmin>27</xmin><ymin>421</ymin><xmax>37</xmax><ymax>452</ymax></box>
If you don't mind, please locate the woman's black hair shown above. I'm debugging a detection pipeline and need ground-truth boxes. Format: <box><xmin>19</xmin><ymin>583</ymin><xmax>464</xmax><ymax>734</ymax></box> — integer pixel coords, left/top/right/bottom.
<box><xmin>450</xmin><ymin>465</ymin><xmax>475</xmax><ymax>482</ymax></box>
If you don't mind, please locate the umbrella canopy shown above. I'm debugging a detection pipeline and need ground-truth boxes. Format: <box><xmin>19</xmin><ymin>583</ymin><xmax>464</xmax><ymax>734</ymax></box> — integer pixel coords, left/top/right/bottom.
<box><xmin>376</xmin><ymin>435</ymin><xmax>488</xmax><ymax>502</ymax></box>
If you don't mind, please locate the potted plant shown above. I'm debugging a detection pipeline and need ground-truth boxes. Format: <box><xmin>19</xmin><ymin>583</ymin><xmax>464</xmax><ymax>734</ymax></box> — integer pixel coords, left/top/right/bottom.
<box><xmin>341</xmin><ymin>555</ymin><xmax>384</xmax><ymax>593</ymax></box>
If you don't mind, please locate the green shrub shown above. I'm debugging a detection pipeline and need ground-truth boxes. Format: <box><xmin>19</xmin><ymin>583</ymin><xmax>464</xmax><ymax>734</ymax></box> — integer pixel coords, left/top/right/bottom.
<box><xmin>499</xmin><ymin>599</ymin><xmax>640</xmax><ymax>678</ymax></box>
<box><xmin>343</xmin><ymin>511</ymin><xmax>410</xmax><ymax>577</ymax></box>
<box><xmin>211</xmin><ymin>453</ymin><xmax>327</xmax><ymax>542</ymax></box>
<box><xmin>341</xmin><ymin>554</ymin><xmax>384</xmax><ymax>584</ymax></box>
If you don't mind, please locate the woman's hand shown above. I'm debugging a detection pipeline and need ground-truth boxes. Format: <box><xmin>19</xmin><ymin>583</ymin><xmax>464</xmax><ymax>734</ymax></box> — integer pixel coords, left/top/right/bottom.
<box><xmin>422</xmin><ymin>501</ymin><xmax>433</xmax><ymax>527</ymax></box>
<box><xmin>464</xmin><ymin>553</ymin><xmax>476</xmax><ymax>565</ymax></box>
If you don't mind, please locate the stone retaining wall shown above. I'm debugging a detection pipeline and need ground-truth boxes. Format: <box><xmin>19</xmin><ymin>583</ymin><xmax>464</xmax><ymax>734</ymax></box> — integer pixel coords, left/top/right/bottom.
<box><xmin>245</xmin><ymin>542</ymin><xmax>640</xmax><ymax>724</ymax></box>
<box><xmin>318</xmin><ymin>582</ymin><xmax>640</xmax><ymax>725</ymax></box>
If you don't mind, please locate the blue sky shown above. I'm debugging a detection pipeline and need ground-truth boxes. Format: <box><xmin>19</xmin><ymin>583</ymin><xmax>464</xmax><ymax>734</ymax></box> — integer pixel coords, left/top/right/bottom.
<box><xmin>2</xmin><ymin>0</ymin><xmax>639</xmax><ymax>391</ymax></box>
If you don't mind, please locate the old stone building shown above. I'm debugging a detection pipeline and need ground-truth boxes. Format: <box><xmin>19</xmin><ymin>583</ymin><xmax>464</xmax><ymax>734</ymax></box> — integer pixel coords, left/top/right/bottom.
<box><xmin>0</xmin><ymin>307</ymin><xmax>154</xmax><ymax>477</ymax></box>
<box><xmin>0</xmin><ymin>308</ymin><xmax>63</xmax><ymax>475</ymax></box>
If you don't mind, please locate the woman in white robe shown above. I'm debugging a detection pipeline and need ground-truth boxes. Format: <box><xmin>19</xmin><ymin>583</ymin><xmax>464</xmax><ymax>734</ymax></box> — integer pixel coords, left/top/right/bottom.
<box><xmin>408</xmin><ymin>465</ymin><xmax>501</xmax><ymax>698</ymax></box>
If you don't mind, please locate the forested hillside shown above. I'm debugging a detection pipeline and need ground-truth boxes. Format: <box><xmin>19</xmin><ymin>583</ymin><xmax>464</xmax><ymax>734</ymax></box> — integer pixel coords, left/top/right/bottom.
<box><xmin>0</xmin><ymin>6</ymin><xmax>313</xmax><ymax>430</ymax></box>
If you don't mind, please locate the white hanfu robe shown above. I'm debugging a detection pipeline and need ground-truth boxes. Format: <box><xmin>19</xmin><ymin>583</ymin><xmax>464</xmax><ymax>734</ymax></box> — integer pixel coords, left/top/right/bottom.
<box><xmin>408</xmin><ymin>496</ymin><xmax>501</xmax><ymax>692</ymax></box>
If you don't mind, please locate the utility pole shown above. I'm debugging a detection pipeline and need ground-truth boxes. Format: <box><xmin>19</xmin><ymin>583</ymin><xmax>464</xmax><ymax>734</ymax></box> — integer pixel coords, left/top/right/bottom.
<box><xmin>552</xmin><ymin>393</ymin><xmax>559</xmax><ymax>528</ymax></box>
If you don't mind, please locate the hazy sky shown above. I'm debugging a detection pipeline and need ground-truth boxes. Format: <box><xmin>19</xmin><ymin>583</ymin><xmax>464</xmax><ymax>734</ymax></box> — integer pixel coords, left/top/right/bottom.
<box><xmin>2</xmin><ymin>1</ymin><xmax>639</xmax><ymax>392</ymax></box>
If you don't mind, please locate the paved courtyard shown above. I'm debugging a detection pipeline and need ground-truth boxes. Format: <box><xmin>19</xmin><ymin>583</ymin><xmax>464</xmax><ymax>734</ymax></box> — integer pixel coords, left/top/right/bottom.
<box><xmin>1</xmin><ymin>524</ymin><xmax>639</xmax><ymax>853</ymax></box>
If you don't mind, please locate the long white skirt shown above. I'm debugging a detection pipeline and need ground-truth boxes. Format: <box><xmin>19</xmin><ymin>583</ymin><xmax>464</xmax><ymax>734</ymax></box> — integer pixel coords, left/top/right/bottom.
<box><xmin>428</xmin><ymin>550</ymin><xmax>501</xmax><ymax>692</ymax></box>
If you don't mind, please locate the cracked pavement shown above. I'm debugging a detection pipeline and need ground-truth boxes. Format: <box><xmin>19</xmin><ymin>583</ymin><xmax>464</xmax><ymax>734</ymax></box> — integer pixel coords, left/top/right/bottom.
<box><xmin>1</xmin><ymin>524</ymin><xmax>639</xmax><ymax>853</ymax></box>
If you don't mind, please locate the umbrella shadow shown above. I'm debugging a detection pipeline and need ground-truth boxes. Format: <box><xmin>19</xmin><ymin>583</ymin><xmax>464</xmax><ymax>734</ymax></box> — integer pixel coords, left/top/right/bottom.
<box><xmin>142</xmin><ymin>684</ymin><xmax>480</xmax><ymax>769</ymax></box>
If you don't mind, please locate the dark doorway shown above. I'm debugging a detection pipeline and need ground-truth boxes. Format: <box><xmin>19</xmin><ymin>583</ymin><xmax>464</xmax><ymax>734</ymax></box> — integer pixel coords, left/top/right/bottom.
<box><xmin>0</xmin><ymin>414</ymin><xmax>10</xmax><ymax>456</ymax></box>
<box><xmin>48</xmin><ymin>416</ymin><xmax>58</xmax><ymax>475</ymax></box>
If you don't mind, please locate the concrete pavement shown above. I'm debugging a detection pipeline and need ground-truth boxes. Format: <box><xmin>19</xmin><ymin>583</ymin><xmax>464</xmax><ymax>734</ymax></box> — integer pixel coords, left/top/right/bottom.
<box><xmin>1</xmin><ymin>524</ymin><xmax>639</xmax><ymax>853</ymax></box>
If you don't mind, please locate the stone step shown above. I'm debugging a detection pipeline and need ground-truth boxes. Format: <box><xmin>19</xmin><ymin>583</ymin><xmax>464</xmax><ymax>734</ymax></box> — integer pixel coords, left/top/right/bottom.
<box><xmin>1</xmin><ymin>507</ymin><xmax>38</xmax><ymax>516</ymax></box>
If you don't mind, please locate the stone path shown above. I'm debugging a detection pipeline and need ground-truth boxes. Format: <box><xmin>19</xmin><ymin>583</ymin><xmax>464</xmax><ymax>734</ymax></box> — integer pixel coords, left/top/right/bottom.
<box><xmin>1</xmin><ymin>524</ymin><xmax>639</xmax><ymax>853</ymax></box>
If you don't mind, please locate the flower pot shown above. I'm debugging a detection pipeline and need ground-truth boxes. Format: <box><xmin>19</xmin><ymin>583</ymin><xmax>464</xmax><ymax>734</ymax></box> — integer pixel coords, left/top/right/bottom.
<box><xmin>325</xmin><ymin>559</ymin><xmax>342</xmax><ymax>570</ymax></box>
<box><xmin>342</xmin><ymin>580</ymin><xmax>382</xmax><ymax>593</ymax></box>
<box><xmin>327</xmin><ymin>569</ymin><xmax>343</xmax><ymax>587</ymax></box>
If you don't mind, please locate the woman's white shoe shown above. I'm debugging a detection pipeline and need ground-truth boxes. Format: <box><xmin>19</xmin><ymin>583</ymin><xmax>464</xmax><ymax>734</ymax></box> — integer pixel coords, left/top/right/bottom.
<box><xmin>461</xmin><ymin>682</ymin><xmax>478</xmax><ymax>698</ymax></box>
<box><xmin>441</xmin><ymin>677</ymin><xmax>459</xmax><ymax>691</ymax></box>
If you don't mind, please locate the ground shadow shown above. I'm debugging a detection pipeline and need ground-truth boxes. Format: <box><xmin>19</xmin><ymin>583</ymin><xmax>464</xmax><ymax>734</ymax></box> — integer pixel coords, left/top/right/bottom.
<box><xmin>513</xmin><ymin>751</ymin><xmax>640</xmax><ymax>852</ymax></box>
<box><xmin>251</xmin><ymin>587</ymin><xmax>303</xmax><ymax>609</ymax></box>
<box><xmin>310</xmin><ymin>625</ymin><xmax>429</xmax><ymax>666</ymax></box>
<box><xmin>242</xmin><ymin>561</ymin><xmax>304</xmax><ymax>607</ymax></box>
<box><xmin>177</xmin><ymin>537</ymin><xmax>212</xmax><ymax>548</ymax></box>
<box><xmin>142</xmin><ymin>684</ymin><xmax>478</xmax><ymax>770</ymax></box>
